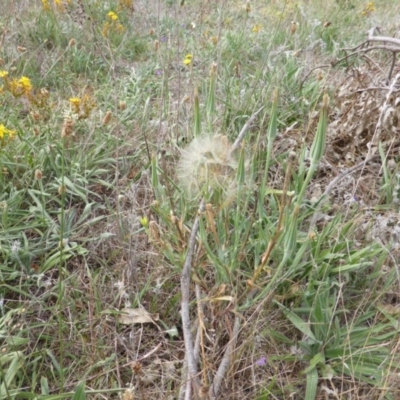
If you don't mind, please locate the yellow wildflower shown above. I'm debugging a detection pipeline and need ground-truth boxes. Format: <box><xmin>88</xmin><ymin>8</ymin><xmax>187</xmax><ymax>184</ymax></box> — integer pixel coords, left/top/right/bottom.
<box><xmin>362</xmin><ymin>2</ymin><xmax>375</xmax><ymax>16</ymax></box>
<box><xmin>0</xmin><ymin>124</ymin><xmax>16</xmax><ymax>139</ymax></box>
<box><xmin>183</xmin><ymin>54</ymin><xmax>193</xmax><ymax>65</ymax></box>
<box><xmin>0</xmin><ymin>71</ymin><xmax>8</xmax><ymax>78</ymax></box>
<box><xmin>108</xmin><ymin>11</ymin><xmax>119</xmax><ymax>21</ymax></box>
<box><xmin>18</xmin><ymin>76</ymin><xmax>32</xmax><ymax>93</ymax></box>
<box><xmin>103</xmin><ymin>12</ymin><xmax>124</xmax><ymax>37</ymax></box>
<box><xmin>7</xmin><ymin>77</ymin><xmax>33</xmax><ymax>97</ymax></box>
<box><xmin>69</xmin><ymin>97</ymin><xmax>81</xmax><ymax>113</ymax></box>
<box><xmin>80</xmin><ymin>94</ymin><xmax>96</xmax><ymax>118</ymax></box>
<box><xmin>69</xmin><ymin>95</ymin><xmax>96</xmax><ymax>119</ymax></box>
<box><xmin>42</xmin><ymin>0</ymin><xmax>50</xmax><ymax>11</ymax></box>
<box><xmin>252</xmin><ymin>24</ymin><xmax>262</xmax><ymax>33</ymax></box>
<box><xmin>69</xmin><ymin>97</ymin><xmax>81</xmax><ymax>106</ymax></box>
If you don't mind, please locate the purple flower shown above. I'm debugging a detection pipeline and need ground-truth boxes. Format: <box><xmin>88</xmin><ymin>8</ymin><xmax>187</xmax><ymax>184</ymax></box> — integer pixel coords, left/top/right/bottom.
<box><xmin>155</xmin><ymin>70</ymin><xmax>162</xmax><ymax>76</ymax></box>
<box><xmin>255</xmin><ymin>356</ymin><xmax>267</xmax><ymax>366</ymax></box>
<box><xmin>160</xmin><ymin>36</ymin><xmax>166</xmax><ymax>42</ymax></box>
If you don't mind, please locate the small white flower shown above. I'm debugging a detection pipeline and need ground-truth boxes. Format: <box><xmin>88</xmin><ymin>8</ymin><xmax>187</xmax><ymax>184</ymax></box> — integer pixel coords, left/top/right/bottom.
<box><xmin>11</xmin><ymin>240</ymin><xmax>21</xmax><ymax>256</ymax></box>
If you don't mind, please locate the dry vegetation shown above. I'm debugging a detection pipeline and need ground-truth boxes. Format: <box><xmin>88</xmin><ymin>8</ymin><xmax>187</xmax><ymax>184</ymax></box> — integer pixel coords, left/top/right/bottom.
<box><xmin>2</xmin><ymin>0</ymin><xmax>400</xmax><ymax>399</ymax></box>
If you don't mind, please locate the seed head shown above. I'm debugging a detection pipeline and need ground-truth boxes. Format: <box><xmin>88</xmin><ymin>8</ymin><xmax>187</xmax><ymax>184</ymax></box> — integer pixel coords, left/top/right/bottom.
<box><xmin>177</xmin><ymin>134</ymin><xmax>238</xmax><ymax>198</ymax></box>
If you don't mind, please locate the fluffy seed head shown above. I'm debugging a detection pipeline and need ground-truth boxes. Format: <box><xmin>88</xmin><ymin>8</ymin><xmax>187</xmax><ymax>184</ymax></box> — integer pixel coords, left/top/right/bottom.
<box><xmin>177</xmin><ymin>134</ymin><xmax>238</xmax><ymax>198</ymax></box>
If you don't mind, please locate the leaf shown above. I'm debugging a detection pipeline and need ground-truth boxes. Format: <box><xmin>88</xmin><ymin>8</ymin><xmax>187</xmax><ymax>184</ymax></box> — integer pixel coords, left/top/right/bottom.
<box><xmin>41</xmin><ymin>376</ymin><xmax>49</xmax><ymax>395</ymax></box>
<box><xmin>275</xmin><ymin>302</ymin><xmax>319</xmax><ymax>343</ymax></box>
<box><xmin>71</xmin><ymin>381</ymin><xmax>86</xmax><ymax>400</ymax></box>
<box><xmin>118</xmin><ymin>307</ymin><xmax>159</xmax><ymax>325</ymax></box>
<box><xmin>303</xmin><ymin>352</ymin><xmax>325</xmax><ymax>374</ymax></box>
<box><xmin>305</xmin><ymin>367</ymin><xmax>318</xmax><ymax>400</ymax></box>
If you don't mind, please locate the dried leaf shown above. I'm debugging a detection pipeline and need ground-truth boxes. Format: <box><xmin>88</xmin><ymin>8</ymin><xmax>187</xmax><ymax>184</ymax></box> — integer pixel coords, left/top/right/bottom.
<box><xmin>119</xmin><ymin>307</ymin><xmax>159</xmax><ymax>325</ymax></box>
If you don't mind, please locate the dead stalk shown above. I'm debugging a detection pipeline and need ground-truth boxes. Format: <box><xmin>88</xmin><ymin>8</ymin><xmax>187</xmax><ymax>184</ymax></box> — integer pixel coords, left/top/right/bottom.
<box><xmin>231</xmin><ymin>106</ymin><xmax>265</xmax><ymax>153</ymax></box>
<box><xmin>208</xmin><ymin>316</ymin><xmax>242</xmax><ymax>400</ymax></box>
<box><xmin>180</xmin><ymin>199</ymin><xmax>205</xmax><ymax>398</ymax></box>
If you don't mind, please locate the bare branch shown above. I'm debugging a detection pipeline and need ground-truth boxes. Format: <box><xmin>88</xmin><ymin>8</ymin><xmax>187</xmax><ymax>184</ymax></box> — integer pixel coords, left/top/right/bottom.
<box><xmin>209</xmin><ymin>316</ymin><xmax>242</xmax><ymax>400</ymax></box>
<box><xmin>181</xmin><ymin>199</ymin><xmax>205</xmax><ymax>398</ymax></box>
<box><xmin>231</xmin><ymin>106</ymin><xmax>265</xmax><ymax>153</ymax></box>
<box><xmin>308</xmin><ymin>155</ymin><xmax>379</xmax><ymax>234</ymax></box>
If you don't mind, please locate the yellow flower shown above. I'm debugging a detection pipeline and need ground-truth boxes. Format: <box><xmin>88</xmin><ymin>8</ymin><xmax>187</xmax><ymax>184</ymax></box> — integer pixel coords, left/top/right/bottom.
<box><xmin>18</xmin><ymin>76</ymin><xmax>32</xmax><ymax>93</ymax></box>
<box><xmin>69</xmin><ymin>95</ymin><xmax>96</xmax><ymax>118</ymax></box>
<box><xmin>69</xmin><ymin>97</ymin><xmax>81</xmax><ymax>106</ymax></box>
<box><xmin>0</xmin><ymin>71</ymin><xmax>8</xmax><ymax>78</ymax></box>
<box><xmin>69</xmin><ymin>97</ymin><xmax>81</xmax><ymax>113</ymax></box>
<box><xmin>7</xmin><ymin>76</ymin><xmax>33</xmax><ymax>97</ymax></box>
<box><xmin>42</xmin><ymin>0</ymin><xmax>50</xmax><ymax>11</ymax></box>
<box><xmin>183</xmin><ymin>54</ymin><xmax>193</xmax><ymax>65</ymax></box>
<box><xmin>252</xmin><ymin>24</ymin><xmax>262</xmax><ymax>33</ymax></box>
<box><xmin>0</xmin><ymin>124</ymin><xmax>16</xmax><ymax>139</ymax></box>
<box><xmin>108</xmin><ymin>11</ymin><xmax>119</xmax><ymax>21</ymax></box>
<box><xmin>80</xmin><ymin>94</ymin><xmax>96</xmax><ymax>118</ymax></box>
<box><xmin>362</xmin><ymin>2</ymin><xmax>375</xmax><ymax>16</ymax></box>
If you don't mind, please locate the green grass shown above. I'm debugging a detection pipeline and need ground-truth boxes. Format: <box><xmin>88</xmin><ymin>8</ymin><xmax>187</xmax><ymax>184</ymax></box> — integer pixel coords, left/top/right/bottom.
<box><xmin>1</xmin><ymin>0</ymin><xmax>400</xmax><ymax>399</ymax></box>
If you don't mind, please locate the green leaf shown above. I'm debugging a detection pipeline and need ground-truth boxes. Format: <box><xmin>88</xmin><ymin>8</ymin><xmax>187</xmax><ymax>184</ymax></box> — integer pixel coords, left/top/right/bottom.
<box><xmin>331</xmin><ymin>261</ymin><xmax>373</xmax><ymax>274</ymax></box>
<box><xmin>304</xmin><ymin>367</ymin><xmax>318</xmax><ymax>400</ymax></box>
<box><xmin>275</xmin><ymin>302</ymin><xmax>319</xmax><ymax>343</ymax></box>
<box><xmin>303</xmin><ymin>352</ymin><xmax>325</xmax><ymax>374</ymax></box>
<box><xmin>41</xmin><ymin>376</ymin><xmax>49</xmax><ymax>395</ymax></box>
<box><xmin>72</xmin><ymin>381</ymin><xmax>86</xmax><ymax>400</ymax></box>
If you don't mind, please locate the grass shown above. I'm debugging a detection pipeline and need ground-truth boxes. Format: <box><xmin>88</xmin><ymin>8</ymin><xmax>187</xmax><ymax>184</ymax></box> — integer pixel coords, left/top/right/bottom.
<box><xmin>1</xmin><ymin>0</ymin><xmax>400</xmax><ymax>399</ymax></box>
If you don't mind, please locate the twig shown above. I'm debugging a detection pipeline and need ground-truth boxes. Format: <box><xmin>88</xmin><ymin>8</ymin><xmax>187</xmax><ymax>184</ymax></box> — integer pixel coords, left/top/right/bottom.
<box><xmin>308</xmin><ymin>154</ymin><xmax>379</xmax><ymax>234</ymax></box>
<box><xmin>342</xmin><ymin>29</ymin><xmax>400</xmax><ymax>83</ymax></box>
<box><xmin>231</xmin><ymin>106</ymin><xmax>265</xmax><ymax>153</ymax></box>
<box><xmin>195</xmin><ymin>284</ymin><xmax>208</xmax><ymax>387</ymax></box>
<box><xmin>351</xmin><ymin>86</ymin><xmax>400</xmax><ymax>94</ymax></box>
<box><xmin>309</xmin><ymin>73</ymin><xmax>400</xmax><ymax>232</ymax></box>
<box><xmin>178</xmin><ymin>288</ymin><xmax>204</xmax><ymax>400</ymax></box>
<box><xmin>208</xmin><ymin>316</ymin><xmax>241</xmax><ymax>400</ymax></box>
<box><xmin>181</xmin><ymin>199</ymin><xmax>205</xmax><ymax>399</ymax></box>
<box><xmin>335</xmin><ymin>45</ymin><xmax>400</xmax><ymax>64</ymax></box>
<box><xmin>367</xmin><ymin>35</ymin><xmax>400</xmax><ymax>47</ymax></box>
<box><xmin>296</xmin><ymin>64</ymin><xmax>331</xmax><ymax>93</ymax></box>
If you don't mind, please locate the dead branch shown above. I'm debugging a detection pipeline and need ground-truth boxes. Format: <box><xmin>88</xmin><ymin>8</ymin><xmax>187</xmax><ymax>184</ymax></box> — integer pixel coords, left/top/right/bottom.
<box><xmin>180</xmin><ymin>199</ymin><xmax>205</xmax><ymax>399</ymax></box>
<box><xmin>231</xmin><ymin>106</ymin><xmax>265</xmax><ymax>153</ymax></box>
<box><xmin>299</xmin><ymin>29</ymin><xmax>400</xmax><ymax>92</ymax></box>
<box><xmin>208</xmin><ymin>316</ymin><xmax>242</xmax><ymax>400</ymax></box>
